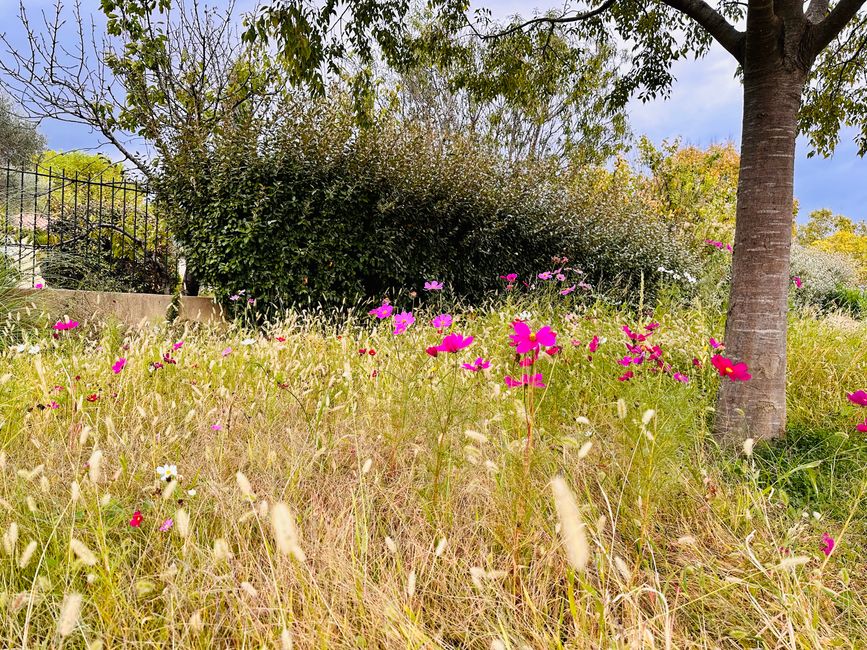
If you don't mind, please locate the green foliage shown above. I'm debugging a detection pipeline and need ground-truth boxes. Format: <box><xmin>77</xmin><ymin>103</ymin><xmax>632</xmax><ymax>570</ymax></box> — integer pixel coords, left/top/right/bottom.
<box><xmin>156</xmin><ymin>95</ymin><xmax>696</xmax><ymax>310</ymax></box>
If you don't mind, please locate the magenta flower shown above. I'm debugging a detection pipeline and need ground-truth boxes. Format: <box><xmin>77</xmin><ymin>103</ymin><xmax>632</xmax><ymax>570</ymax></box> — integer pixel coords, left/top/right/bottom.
<box><xmin>617</xmin><ymin>370</ymin><xmax>634</xmax><ymax>382</ymax></box>
<box><xmin>34</xmin><ymin>282</ymin><xmax>44</xmax><ymax>289</ymax></box>
<box><xmin>645</xmin><ymin>322</ymin><xmax>660</xmax><ymax>331</ymax></box>
<box><xmin>431</xmin><ymin>313</ymin><xmax>453</xmax><ymax>330</ymax></box>
<box><xmin>504</xmin><ymin>373</ymin><xmax>546</xmax><ymax>388</ymax></box>
<box><xmin>112</xmin><ymin>358</ymin><xmax>127</xmax><ymax>374</ymax></box>
<box><xmin>537</xmin><ymin>271</ymin><xmax>553</xmax><ymax>280</ymax></box>
<box><xmin>173</xmin><ymin>341</ymin><xmax>184</xmax><ymax>351</ymax></box>
<box><xmin>440</xmin><ymin>332</ymin><xmax>473</xmax><ymax>352</ymax></box>
<box><xmin>393</xmin><ymin>311</ymin><xmax>415</xmax><ymax>335</ymax></box>
<box><xmin>159</xmin><ymin>518</ymin><xmax>174</xmax><ymax>532</ymax></box>
<box><xmin>499</xmin><ymin>273</ymin><xmax>518</xmax><ymax>282</ymax></box>
<box><xmin>53</xmin><ymin>320</ymin><xmax>80</xmax><ymax>331</ymax></box>
<box><xmin>211</xmin><ymin>424</ymin><xmax>222</xmax><ymax>431</ymax></box>
<box><xmin>424</xmin><ymin>280</ymin><xmax>444</xmax><ymax>291</ymax></box>
<box><xmin>793</xmin><ymin>276</ymin><xmax>803</xmax><ymax>288</ymax></box>
<box><xmin>857</xmin><ymin>419</ymin><xmax>867</xmax><ymax>433</ymax></box>
<box><xmin>673</xmin><ymin>372</ymin><xmax>689</xmax><ymax>383</ymax></box>
<box><xmin>846</xmin><ymin>390</ymin><xmax>867</xmax><ymax>407</ymax></box>
<box><xmin>369</xmin><ymin>303</ymin><xmax>394</xmax><ymax>319</ymax></box>
<box><xmin>820</xmin><ymin>533</ymin><xmax>835</xmax><ymax>557</ymax></box>
<box><xmin>622</xmin><ymin>325</ymin><xmax>648</xmax><ymax>342</ymax></box>
<box><xmin>509</xmin><ymin>321</ymin><xmax>556</xmax><ymax>355</ymax></box>
<box><xmin>560</xmin><ymin>285</ymin><xmax>576</xmax><ymax>296</ymax></box>
<box><xmin>462</xmin><ymin>357</ymin><xmax>490</xmax><ymax>372</ymax></box>
<box><xmin>48</xmin><ymin>400</ymin><xmax>60</xmax><ymax>409</ymax></box>
<box><xmin>711</xmin><ymin>355</ymin><xmax>751</xmax><ymax>381</ymax></box>
<box><xmin>588</xmin><ymin>336</ymin><xmax>600</xmax><ymax>353</ymax></box>
<box><xmin>426</xmin><ymin>346</ymin><xmax>440</xmax><ymax>357</ymax></box>
<box><xmin>710</xmin><ymin>337</ymin><xmax>724</xmax><ymax>349</ymax></box>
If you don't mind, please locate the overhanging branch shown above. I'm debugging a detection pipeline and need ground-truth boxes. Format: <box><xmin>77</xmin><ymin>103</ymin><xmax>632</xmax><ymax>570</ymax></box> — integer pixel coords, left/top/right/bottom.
<box><xmin>812</xmin><ymin>0</ymin><xmax>867</xmax><ymax>53</ymax></box>
<box><xmin>661</xmin><ymin>0</ymin><xmax>746</xmax><ymax>63</ymax></box>
<box><xmin>478</xmin><ymin>0</ymin><xmax>617</xmax><ymax>40</ymax></box>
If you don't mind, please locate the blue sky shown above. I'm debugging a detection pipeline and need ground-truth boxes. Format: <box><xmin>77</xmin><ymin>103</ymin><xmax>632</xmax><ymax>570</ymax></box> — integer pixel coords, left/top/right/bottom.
<box><xmin>2</xmin><ymin>0</ymin><xmax>864</xmax><ymax>221</ymax></box>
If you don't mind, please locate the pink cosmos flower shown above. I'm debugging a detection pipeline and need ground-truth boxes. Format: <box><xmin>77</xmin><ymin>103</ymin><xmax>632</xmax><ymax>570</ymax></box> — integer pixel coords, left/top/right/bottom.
<box><xmin>173</xmin><ymin>341</ymin><xmax>184</xmax><ymax>351</ymax></box>
<box><xmin>820</xmin><ymin>533</ymin><xmax>835</xmax><ymax>557</ymax></box>
<box><xmin>393</xmin><ymin>311</ymin><xmax>415</xmax><ymax>335</ymax></box>
<box><xmin>588</xmin><ymin>336</ymin><xmax>600</xmax><ymax>353</ymax></box>
<box><xmin>556</xmin><ymin>273</ymin><xmax>566</xmax><ymax>282</ymax></box>
<box><xmin>711</xmin><ymin>355</ymin><xmax>751</xmax><ymax>381</ymax></box>
<box><xmin>519</xmin><ymin>354</ymin><xmax>538</xmax><ymax>367</ymax></box>
<box><xmin>129</xmin><ymin>511</ymin><xmax>143</xmax><ymax>527</ymax></box>
<box><xmin>710</xmin><ymin>337</ymin><xmax>724</xmax><ymax>349</ymax></box>
<box><xmin>159</xmin><ymin>518</ymin><xmax>174</xmax><ymax>532</ymax></box>
<box><xmin>622</xmin><ymin>325</ymin><xmax>648</xmax><ymax>342</ymax></box>
<box><xmin>222</xmin><ymin>347</ymin><xmax>233</xmax><ymax>357</ymax></box>
<box><xmin>509</xmin><ymin>321</ymin><xmax>556</xmax><ymax>355</ymax></box>
<box><xmin>53</xmin><ymin>320</ymin><xmax>80</xmax><ymax>331</ymax></box>
<box><xmin>426</xmin><ymin>346</ymin><xmax>440</xmax><ymax>357</ymax></box>
<box><xmin>618</xmin><ymin>356</ymin><xmax>633</xmax><ymax>367</ymax></box>
<box><xmin>645</xmin><ymin>322</ymin><xmax>660</xmax><ymax>331</ymax></box>
<box><xmin>537</xmin><ymin>271</ymin><xmax>553</xmax><ymax>280</ymax></box>
<box><xmin>617</xmin><ymin>370</ymin><xmax>634</xmax><ymax>381</ymax></box>
<box><xmin>504</xmin><ymin>373</ymin><xmax>546</xmax><ymax>388</ymax></box>
<box><xmin>112</xmin><ymin>358</ymin><xmax>127</xmax><ymax>374</ymax></box>
<box><xmin>435</xmin><ymin>332</ymin><xmax>474</xmax><ymax>353</ymax></box>
<box><xmin>673</xmin><ymin>372</ymin><xmax>689</xmax><ymax>383</ymax></box>
<box><xmin>462</xmin><ymin>357</ymin><xmax>490</xmax><ymax>372</ymax></box>
<box><xmin>369</xmin><ymin>303</ymin><xmax>393</xmax><ymax>319</ymax></box>
<box><xmin>47</xmin><ymin>400</ymin><xmax>60</xmax><ymax>409</ymax></box>
<box><xmin>560</xmin><ymin>285</ymin><xmax>576</xmax><ymax>296</ymax></box>
<box><xmin>846</xmin><ymin>390</ymin><xmax>867</xmax><ymax>407</ymax></box>
<box><xmin>211</xmin><ymin>424</ymin><xmax>222</xmax><ymax>431</ymax></box>
<box><xmin>424</xmin><ymin>280</ymin><xmax>444</xmax><ymax>291</ymax></box>
<box><xmin>499</xmin><ymin>273</ymin><xmax>518</xmax><ymax>282</ymax></box>
<box><xmin>857</xmin><ymin>419</ymin><xmax>867</xmax><ymax>433</ymax></box>
<box><xmin>431</xmin><ymin>313</ymin><xmax>453</xmax><ymax>330</ymax></box>
<box><xmin>34</xmin><ymin>282</ymin><xmax>44</xmax><ymax>289</ymax></box>
<box><xmin>793</xmin><ymin>276</ymin><xmax>803</xmax><ymax>288</ymax></box>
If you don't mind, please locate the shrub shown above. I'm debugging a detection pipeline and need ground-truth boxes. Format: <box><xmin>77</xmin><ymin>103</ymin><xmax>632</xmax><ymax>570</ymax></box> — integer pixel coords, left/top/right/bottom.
<box><xmin>157</xmin><ymin>96</ymin><xmax>697</xmax><ymax>311</ymax></box>
<box><xmin>789</xmin><ymin>243</ymin><xmax>859</xmax><ymax>310</ymax></box>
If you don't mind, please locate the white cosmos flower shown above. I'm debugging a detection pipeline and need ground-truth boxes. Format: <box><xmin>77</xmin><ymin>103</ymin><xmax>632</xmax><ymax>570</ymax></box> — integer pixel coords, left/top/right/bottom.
<box><xmin>28</xmin><ymin>345</ymin><xmax>41</xmax><ymax>355</ymax></box>
<box><xmin>240</xmin><ymin>338</ymin><xmax>256</xmax><ymax>346</ymax></box>
<box><xmin>156</xmin><ymin>464</ymin><xmax>178</xmax><ymax>482</ymax></box>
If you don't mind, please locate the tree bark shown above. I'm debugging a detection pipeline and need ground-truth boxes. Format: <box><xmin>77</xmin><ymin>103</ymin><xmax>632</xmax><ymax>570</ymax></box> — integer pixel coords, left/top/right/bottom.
<box><xmin>715</xmin><ymin>62</ymin><xmax>808</xmax><ymax>444</ymax></box>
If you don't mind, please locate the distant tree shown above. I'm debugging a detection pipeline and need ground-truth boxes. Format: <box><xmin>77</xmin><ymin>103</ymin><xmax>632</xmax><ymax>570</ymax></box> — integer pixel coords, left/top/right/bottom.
<box><xmin>391</xmin><ymin>23</ymin><xmax>629</xmax><ymax>166</ymax></box>
<box><xmin>0</xmin><ymin>94</ymin><xmax>44</xmax><ymax>165</ymax></box>
<box><xmin>798</xmin><ymin>208</ymin><xmax>865</xmax><ymax>244</ymax></box>
<box><xmin>637</xmin><ymin>137</ymin><xmax>740</xmax><ymax>243</ymax></box>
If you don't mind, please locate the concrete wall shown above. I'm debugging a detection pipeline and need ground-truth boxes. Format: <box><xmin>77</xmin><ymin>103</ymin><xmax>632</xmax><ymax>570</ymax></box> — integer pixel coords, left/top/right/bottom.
<box><xmin>14</xmin><ymin>288</ymin><xmax>224</xmax><ymax>326</ymax></box>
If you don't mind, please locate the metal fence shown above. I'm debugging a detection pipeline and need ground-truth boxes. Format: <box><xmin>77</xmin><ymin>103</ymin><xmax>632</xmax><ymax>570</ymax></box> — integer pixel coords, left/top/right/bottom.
<box><xmin>1</xmin><ymin>164</ymin><xmax>179</xmax><ymax>293</ymax></box>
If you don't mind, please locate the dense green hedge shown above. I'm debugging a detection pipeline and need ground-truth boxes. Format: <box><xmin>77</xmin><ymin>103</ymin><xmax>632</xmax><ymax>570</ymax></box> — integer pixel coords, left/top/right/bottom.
<box><xmin>156</xmin><ymin>98</ymin><xmax>696</xmax><ymax>309</ymax></box>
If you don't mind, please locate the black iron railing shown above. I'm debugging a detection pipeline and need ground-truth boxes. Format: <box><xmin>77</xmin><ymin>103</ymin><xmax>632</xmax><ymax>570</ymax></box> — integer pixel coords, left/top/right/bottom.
<box><xmin>1</xmin><ymin>164</ymin><xmax>178</xmax><ymax>293</ymax></box>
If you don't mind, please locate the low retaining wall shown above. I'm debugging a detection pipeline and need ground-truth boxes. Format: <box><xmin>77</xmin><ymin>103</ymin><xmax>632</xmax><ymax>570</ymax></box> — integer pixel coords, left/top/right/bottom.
<box><xmin>15</xmin><ymin>288</ymin><xmax>224</xmax><ymax>325</ymax></box>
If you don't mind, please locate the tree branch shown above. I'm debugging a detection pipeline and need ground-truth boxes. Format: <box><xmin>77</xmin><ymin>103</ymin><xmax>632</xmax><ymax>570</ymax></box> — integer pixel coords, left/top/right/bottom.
<box><xmin>812</xmin><ymin>0</ymin><xmax>867</xmax><ymax>53</ymax></box>
<box><xmin>661</xmin><ymin>0</ymin><xmax>746</xmax><ymax>63</ymax></box>
<box><xmin>478</xmin><ymin>0</ymin><xmax>617</xmax><ymax>40</ymax></box>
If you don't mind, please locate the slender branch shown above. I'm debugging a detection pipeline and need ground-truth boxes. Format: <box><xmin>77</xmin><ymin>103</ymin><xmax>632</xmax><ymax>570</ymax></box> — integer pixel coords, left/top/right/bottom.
<box><xmin>661</xmin><ymin>0</ymin><xmax>747</xmax><ymax>62</ymax></box>
<box><xmin>478</xmin><ymin>0</ymin><xmax>617</xmax><ymax>40</ymax></box>
<box><xmin>812</xmin><ymin>0</ymin><xmax>867</xmax><ymax>53</ymax></box>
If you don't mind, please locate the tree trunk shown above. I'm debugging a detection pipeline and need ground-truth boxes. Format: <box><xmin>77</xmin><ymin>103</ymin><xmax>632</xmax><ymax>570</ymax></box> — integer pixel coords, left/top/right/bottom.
<box><xmin>714</xmin><ymin>63</ymin><xmax>807</xmax><ymax>444</ymax></box>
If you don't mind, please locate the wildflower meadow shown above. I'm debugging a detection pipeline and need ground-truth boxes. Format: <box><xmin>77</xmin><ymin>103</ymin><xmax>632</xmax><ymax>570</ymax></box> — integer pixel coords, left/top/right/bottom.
<box><xmin>3</xmin><ymin>275</ymin><xmax>867</xmax><ymax>648</ymax></box>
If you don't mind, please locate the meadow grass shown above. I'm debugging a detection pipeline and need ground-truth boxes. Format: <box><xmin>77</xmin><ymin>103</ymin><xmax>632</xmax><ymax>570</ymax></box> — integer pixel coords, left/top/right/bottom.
<box><xmin>2</xmin><ymin>297</ymin><xmax>867</xmax><ymax>648</ymax></box>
